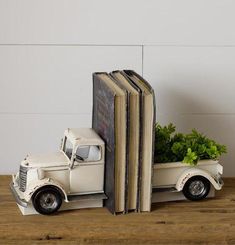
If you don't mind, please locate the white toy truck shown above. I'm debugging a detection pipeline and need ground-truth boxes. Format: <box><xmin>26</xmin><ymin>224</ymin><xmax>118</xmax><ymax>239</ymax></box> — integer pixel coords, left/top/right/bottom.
<box><xmin>11</xmin><ymin>128</ymin><xmax>107</xmax><ymax>215</ymax></box>
<box><xmin>10</xmin><ymin>128</ymin><xmax>223</xmax><ymax>215</ymax></box>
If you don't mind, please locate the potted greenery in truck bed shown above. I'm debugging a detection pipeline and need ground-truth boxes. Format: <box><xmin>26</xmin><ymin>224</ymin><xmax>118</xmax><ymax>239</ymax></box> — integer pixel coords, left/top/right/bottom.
<box><xmin>152</xmin><ymin>123</ymin><xmax>227</xmax><ymax>201</ymax></box>
<box><xmin>154</xmin><ymin>123</ymin><xmax>227</xmax><ymax>165</ymax></box>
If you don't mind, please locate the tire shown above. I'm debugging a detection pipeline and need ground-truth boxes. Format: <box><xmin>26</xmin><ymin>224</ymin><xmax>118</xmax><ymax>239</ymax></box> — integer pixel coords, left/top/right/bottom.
<box><xmin>32</xmin><ymin>186</ymin><xmax>62</xmax><ymax>215</ymax></box>
<box><xmin>182</xmin><ymin>176</ymin><xmax>211</xmax><ymax>201</ymax></box>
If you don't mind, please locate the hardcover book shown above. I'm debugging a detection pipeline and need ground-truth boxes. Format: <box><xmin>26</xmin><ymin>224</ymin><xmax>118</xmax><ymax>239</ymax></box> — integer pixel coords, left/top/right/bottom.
<box><xmin>92</xmin><ymin>72</ymin><xmax>127</xmax><ymax>214</ymax></box>
<box><xmin>124</xmin><ymin>70</ymin><xmax>156</xmax><ymax>212</ymax></box>
<box><xmin>110</xmin><ymin>71</ymin><xmax>141</xmax><ymax>212</ymax></box>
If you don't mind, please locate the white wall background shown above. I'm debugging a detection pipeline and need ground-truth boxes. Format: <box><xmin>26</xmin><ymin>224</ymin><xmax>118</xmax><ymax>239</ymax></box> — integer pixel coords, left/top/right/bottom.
<box><xmin>0</xmin><ymin>0</ymin><xmax>234</xmax><ymax>176</ymax></box>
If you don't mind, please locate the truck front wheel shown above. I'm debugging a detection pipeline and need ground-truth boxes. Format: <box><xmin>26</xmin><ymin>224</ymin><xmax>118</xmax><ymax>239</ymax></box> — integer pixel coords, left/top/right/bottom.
<box><xmin>32</xmin><ymin>187</ymin><xmax>62</xmax><ymax>215</ymax></box>
<box><xmin>182</xmin><ymin>176</ymin><xmax>210</xmax><ymax>201</ymax></box>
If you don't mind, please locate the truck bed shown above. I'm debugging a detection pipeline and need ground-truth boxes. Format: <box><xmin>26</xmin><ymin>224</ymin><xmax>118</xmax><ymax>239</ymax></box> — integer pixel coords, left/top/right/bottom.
<box><xmin>153</xmin><ymin>160</ymin><xmax>221</xmax><ymax>187</ymax></box>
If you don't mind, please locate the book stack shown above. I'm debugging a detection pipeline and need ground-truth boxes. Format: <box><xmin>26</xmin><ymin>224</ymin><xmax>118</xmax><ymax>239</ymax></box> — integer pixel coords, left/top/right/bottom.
<box><xmin>92</xmin><ymin>70</ymin><xmax>155</xmax><ymax>214</ymax></box>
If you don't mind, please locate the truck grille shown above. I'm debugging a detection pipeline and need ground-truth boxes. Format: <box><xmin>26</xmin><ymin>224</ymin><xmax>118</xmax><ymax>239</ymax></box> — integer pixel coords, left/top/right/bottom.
<box><xmin>19</xmin><ymin>166</ymin><xmax>28</xmax><ymax>192</ymax></box>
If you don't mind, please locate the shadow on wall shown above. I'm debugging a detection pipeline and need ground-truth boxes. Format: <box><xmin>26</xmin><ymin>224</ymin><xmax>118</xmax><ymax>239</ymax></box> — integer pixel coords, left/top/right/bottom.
<box><xmin>152</xmin><ymin>85</ymin><xmax>234</xmax><ymax>177</ymax></box>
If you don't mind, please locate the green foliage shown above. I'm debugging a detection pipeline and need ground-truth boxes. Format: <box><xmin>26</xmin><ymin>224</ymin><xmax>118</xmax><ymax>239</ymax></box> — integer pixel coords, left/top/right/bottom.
<box><xmin>154</xmin><ymin>123</ymin><xmax>227</xmax><ymax>165</ymax></box>
<box><xmin>182</xmin><ymin>148</ymin><xmax>198</xmax><ymax>165</ymax></box>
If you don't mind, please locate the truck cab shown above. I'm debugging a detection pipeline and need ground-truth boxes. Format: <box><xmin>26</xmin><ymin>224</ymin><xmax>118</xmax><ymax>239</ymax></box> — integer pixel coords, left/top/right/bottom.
<box><xmin>11</xmin><ymin>128</ymin><xmax>107</xmax><ymax>215</ymax></box>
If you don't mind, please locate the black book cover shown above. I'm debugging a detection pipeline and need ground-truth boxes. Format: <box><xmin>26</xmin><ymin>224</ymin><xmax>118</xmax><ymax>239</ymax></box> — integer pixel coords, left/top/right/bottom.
<box><xmin>92</xmin><ymin>72</ymin><xmax>127</xmax><ymax>214</ymax></box>
<box><xmin>92</xmin><ymin>72</ymin><xmax>116</xmax><ymax>214</ymax></box>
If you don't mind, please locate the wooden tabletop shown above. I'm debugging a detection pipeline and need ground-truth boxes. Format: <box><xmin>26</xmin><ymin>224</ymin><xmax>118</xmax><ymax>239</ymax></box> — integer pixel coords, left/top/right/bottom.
<box><xmin>0</xmin><ymin>176</ymin><xmax>235</xmax><ymax>245</ymax></box>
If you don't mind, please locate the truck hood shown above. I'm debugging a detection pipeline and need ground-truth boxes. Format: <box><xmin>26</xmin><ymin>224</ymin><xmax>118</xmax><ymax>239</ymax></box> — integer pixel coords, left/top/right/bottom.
<box><xmin>23</xmin><ymin>152</ymin><xmax>70</xmax><ymax>168</ymax></box>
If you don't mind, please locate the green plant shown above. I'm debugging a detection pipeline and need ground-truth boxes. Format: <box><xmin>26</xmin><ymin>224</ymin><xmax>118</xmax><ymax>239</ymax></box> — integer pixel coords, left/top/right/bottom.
<box><xmin>154</xmin><ymin>123</ymin><xmax>227</xmax><ymax>165</ymax></box>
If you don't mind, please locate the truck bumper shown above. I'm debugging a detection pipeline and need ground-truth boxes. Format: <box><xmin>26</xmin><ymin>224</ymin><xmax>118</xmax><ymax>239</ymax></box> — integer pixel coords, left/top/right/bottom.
<box><xmin>10</xmin><ymin>182</ymin><xmax>28</xmax><ymax>208</ymax></box>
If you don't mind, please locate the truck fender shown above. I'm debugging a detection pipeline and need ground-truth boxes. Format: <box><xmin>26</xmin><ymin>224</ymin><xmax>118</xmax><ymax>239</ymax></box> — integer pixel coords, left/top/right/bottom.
<box><xmin>175</xmin><ymin>168</ymin><xmax>222</xmax><ymax>191</ymax></box>
<box><xmin>24</xmin><ymin>178</ymin><xmax>68</xmax><ymax>202</ymax></box>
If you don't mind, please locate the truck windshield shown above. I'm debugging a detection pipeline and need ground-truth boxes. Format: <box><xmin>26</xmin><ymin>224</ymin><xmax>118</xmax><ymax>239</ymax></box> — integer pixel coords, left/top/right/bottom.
<box><xmin>63</xmin><ymin>137</ymin><xmax>73</xmax><ymax>160</ymax></box>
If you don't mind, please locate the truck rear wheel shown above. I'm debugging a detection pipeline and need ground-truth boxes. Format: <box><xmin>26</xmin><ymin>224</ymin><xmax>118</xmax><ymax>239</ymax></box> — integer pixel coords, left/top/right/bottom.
<box><xmin>182</xmin><ymin>176</ymin><xmax>210</xmax><ymax>201</ymax></box>
<box><xmin>32</xmin><ymin>187</ymin><xmax>62</xmax><ymax>215</ymax></box>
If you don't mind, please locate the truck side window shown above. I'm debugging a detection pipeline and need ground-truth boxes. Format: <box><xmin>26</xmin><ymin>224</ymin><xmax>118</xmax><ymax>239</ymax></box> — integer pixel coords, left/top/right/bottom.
<box><xmin>63</xmin><ymin>137</ymin><xmax>73</xmax><ymax>160</ymax></box>
<box><xmin>75</xmin><ymin>145</ymin><xmax>101</xmax><ymax>162</ymax></box>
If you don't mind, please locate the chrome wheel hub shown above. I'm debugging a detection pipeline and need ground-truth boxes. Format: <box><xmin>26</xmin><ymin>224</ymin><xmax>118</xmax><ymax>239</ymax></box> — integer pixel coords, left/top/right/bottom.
<box><xmin>40</xmin><ymin>193</ymin><xmax>58</xmax><ymax>209</ymax></box>
<box><xmin>189</xmin><ymin>180</ymin><xmax>205</xmax><ymax>196</ymax></box>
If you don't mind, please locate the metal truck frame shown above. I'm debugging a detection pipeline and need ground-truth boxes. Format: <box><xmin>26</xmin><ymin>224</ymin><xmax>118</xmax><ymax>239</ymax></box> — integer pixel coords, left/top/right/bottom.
<box><xmin>11</xmin><ymin>128</ymin><xmax>223</xmax><ymax>215</ymax></box>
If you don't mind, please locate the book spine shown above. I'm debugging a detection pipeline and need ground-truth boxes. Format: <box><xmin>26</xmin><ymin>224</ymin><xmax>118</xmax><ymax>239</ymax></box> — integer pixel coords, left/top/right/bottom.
<box><xmin>110</xmin><ymin>72</ymin><xmax>129</xmax><ymax>214</ymax></box>
<box><xmin>123</xmin><ymin>70</ymin><xmax>155</xmax><ymax>212</ymax></box>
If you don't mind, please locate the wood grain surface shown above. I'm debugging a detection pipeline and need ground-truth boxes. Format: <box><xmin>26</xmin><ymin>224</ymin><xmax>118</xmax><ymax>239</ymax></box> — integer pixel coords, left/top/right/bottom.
<box><xmin>0</xmin><ymin>176</ymin><xmax>235</xmax><ymax>245</ymax></box>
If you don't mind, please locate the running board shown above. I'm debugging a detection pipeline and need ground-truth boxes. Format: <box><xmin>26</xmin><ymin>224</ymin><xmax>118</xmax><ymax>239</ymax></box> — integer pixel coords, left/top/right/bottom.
<box><xmin>152</xmin><ymin>186</ymin><xmax>177</xmax><ymax>193</ymax></box>
<box><xmin>67</xmin><ymin>192</ymin><xmax>107</xmax><ymax>202</ymax></box>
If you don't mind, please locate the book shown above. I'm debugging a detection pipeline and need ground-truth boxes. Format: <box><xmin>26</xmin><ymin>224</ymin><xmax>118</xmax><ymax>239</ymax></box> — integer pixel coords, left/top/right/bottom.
<box><xmin>110</xmin><ymin>71</ymin><xmax>140</xmax><ymax>212</ymax></box>
<box><xmin>92</xmin><ymin>72</ymin><xmax>127</xmax><ymax>214</ymax></box>
<box><xmin>123</xmin><ymin>70</ymin><xmax>156</xmax><ymax>212</ymax></box>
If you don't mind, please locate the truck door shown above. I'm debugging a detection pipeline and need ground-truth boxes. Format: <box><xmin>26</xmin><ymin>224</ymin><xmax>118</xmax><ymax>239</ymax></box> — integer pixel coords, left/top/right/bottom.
<box><xmin>69</xmin><ymin>145</ymin><xmax>104</xmax><ymax>194</ymax></box>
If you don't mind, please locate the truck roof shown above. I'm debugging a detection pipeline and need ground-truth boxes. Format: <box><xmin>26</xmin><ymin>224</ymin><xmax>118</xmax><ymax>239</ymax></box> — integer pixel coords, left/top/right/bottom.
<box><xmin>64</xmin><ymin>128</ymin><xmax>104</xmax><ymax>145</ymax></box>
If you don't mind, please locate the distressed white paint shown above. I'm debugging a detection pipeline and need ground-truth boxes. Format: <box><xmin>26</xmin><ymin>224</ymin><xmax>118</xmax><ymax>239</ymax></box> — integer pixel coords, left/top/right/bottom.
<box><xmin>152</xmin><ymin>188</ymin><xmax>215</xmax><ymax>203</ymax></box>
<box><xmin>11</xmin><ymin>128</ymin><xmax>106</xmax><ymax>215</ymax></box>
<box><xmin>153</xmin><ymin>160</ymin><xmax>223</xmax><ymax>190</ymax></box>
<box><xmin>17</xmin><ymin>200</ymin><xmax>103</xmax><ymax>216</ymax></box>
